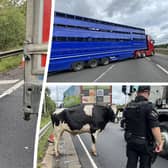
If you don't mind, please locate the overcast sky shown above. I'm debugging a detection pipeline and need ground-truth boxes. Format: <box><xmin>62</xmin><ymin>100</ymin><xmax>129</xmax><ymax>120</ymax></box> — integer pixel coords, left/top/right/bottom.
<box><xmin>48</xmin><ymin>85</ymin><xmax>126</xmax><ymax>105</ymax></box>
<box><xmin>55</xmin><ymin>0</ymin><xmax>168</xmax><ymax>44</ymax></box>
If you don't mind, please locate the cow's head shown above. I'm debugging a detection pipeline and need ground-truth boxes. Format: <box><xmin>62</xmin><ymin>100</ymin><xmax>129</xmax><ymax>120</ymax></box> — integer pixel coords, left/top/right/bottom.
<box><xmin>107</xmin><ymin>105</ymin><xmax>115</xmax><ymax>122</ymax></box>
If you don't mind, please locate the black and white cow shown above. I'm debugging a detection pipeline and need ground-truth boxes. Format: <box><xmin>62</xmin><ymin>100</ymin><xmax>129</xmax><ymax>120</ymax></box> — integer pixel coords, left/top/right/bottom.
<box><xmin>51</xmin><ymin>104</ymin><xmax>115</xmax><ymax>157</ymax></box>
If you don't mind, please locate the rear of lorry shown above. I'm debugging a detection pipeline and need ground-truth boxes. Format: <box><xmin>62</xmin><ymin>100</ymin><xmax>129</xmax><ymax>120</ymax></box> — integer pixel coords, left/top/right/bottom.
<box><xmin>63</xmin><ymin>86</ymin><xmax>112</xmax><ymax>107</ymax></box>
<box><xmin>23</xmin><ymin>0</ymin><xmax>52</xmax><ymax>120</ymax></box>
<box><xmin>155</xmin><ymin>86</ymin><xmax>168</xmax><ymax>158</ymax></box>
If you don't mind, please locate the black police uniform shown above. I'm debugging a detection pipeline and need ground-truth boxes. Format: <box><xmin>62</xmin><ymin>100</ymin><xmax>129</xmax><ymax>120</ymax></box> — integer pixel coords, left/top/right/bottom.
<box><xmin>124</xmin><ymin>95</ymin><xmax>159</xmax><ymax>168</ymax></box>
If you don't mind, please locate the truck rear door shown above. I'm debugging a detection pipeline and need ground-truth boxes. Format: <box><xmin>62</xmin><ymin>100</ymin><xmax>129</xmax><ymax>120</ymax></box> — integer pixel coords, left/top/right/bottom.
<box><xmin>23</xmin><ymin>0</ymin><xmax>52</xmax><ymax>120</ymax></box>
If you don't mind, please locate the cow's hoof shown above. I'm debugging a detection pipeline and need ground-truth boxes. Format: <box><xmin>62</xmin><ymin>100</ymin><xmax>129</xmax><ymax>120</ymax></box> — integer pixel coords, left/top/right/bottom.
<box><xmin>55</xmin><ymin>154</ymin><xmax>59</xmax><ymax>158</ymax></box>
<box><xmin>91</xmin><ymin>150</ymin><xmax>97</xmax><ymax>156</ymax></box>
<box><xmin>55</xmin><ymin>151</ymin><xmax>63</xmax><ymax>158</ymax></box>
<box><xmin>55</xmin><ymin>152</ymin><xmax>60</xmax><ymax>158</ymax></box>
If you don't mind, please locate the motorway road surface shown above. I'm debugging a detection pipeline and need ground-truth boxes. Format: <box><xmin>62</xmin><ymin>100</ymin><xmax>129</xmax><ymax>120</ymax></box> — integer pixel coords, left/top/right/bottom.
<box><xmin>72</xmin><ymin>123</ymin><xmax>168</xmax><ymax>168</ymax></box>
<box><xmin>47</xmin><ymin>54</ymin><xmax>168</xmax><ymax>82</ymax></box>
<box><xmin>0</xmin><ymin>87</ymin><xmax>37</xmax><ymax>168</ymax></box>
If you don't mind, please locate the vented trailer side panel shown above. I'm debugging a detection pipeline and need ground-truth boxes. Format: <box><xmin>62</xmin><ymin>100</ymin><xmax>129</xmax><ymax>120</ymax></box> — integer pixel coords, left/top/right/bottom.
<box><xmin>63</xmin><ymin>86</ymin><xmax>112</xmax><ymax>107</ymax></box>
<box><xmin>48</xmin><ymin>12</ymin><xmax>147</xmax><ymax>72</ymax></box>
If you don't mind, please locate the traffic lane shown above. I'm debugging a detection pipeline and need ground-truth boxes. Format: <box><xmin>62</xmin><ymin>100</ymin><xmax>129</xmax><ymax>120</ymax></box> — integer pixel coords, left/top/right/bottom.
<box><xmin>0</xmin><ymin>87</ymin><xmax>37</xmax><ymax>168</ymax></box>
<box><xmin>149</xmin><ymin>54</ymin><xmax>168</xmax><ymax>71</ymax></box>
<box><xmin>97</xmin><ymin>58</ymin><xmax>168</xmax><ymax>82</ymax></box>
<box><xmin>74</xmin><ymin>123</ymin><xmax>168</xmax><ymax>168</ymax></box>
<box><xmin>0</xmin><ymin>67</ymin><xmax>23</xmax><ymax>94</ymax></box>
<box><xmin>47</xmin><ymin>63</ymin><xmax>114</xmax><ymax>82</ymax></box>
<box><xmin>47</xmin><ymin>57</ymin><xmax>168</xmax><ymax>82</ymax></box>
<box><xmin>0</xmin><ymin>83</ymin><xmax>16</xmax><ymax>94</ymax></box>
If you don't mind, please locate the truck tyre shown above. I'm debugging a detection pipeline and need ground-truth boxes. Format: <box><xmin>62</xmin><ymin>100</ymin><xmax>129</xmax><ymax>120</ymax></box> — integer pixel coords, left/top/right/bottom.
<box><xmin>72</xmin><ymin>62</ymin><xmax>84</xmax><ymax>71</ymax></box>
<box><xmin>141</xmin><ymin>53</ymin><xmax>146</xmax><ymax>58</ymax></box>
<box><xmin>159</xmin><ymin>122</ymin><xmax>168</xmax><ymax>158</ymax></box>
<box><xmin>88</xmin><ymin>59</ymin><xmax>98</xmax><ymax>68</ymax></box>
<box><xmin>136</xmin><ymin>52</ymin><xmax>141</xmax><ymax>58</ymax></box>
<box><xmin>151</xmin><ymin>51</ymin><xmax>154</xmax><ymax>56</ymax></box>
<box><xmin>100</xmin><ymin>58</ymin><xmax>110</xmax><ymax>65</ymax></box>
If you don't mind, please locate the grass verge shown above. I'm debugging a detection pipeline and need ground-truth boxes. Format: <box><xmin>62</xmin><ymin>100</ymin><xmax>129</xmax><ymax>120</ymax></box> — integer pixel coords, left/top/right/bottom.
<box><xmin>40</xmin><ymin>115</ymin><xmax>51</xmax><ymax>129</ymax></box>
<box><xmin>0</xmin><ymin>55</ymin><xmax>22</xmax><ymax>72</ymax></box>
<box><xmin>37</xmin><ymin>126</ymin><xmax>53</xmax><ymax>168</ymax></box>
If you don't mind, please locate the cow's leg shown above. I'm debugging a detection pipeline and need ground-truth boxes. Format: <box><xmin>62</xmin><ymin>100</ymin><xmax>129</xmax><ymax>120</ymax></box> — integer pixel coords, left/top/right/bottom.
<box><xmin>91</xmin><ymin>129</ymin><xmax>100</xmax><ymax>156</ymax></box>
<box><xmin>53</xmin><ymin>126</ymin><xmax>63</xmax><ymax>157</ymax></box>
<box><xmin>57</xmin><ymin>130</ymin><xmax>64</xmax><ymax>155</ymax></box>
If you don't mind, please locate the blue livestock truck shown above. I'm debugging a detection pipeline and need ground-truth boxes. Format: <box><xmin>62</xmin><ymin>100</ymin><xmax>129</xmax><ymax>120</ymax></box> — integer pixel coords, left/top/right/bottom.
<box><xmin>48</xmin><ymin>12</ymin><xmax>154</xmax><ymax>73</ymax></box>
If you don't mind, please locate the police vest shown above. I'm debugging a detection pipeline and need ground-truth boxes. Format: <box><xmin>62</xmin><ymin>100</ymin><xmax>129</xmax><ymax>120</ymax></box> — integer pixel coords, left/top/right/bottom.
<box><xmin>125</xmin><ymin>100</ymin><xmax>151</xmax><ymax>138</ymax></box>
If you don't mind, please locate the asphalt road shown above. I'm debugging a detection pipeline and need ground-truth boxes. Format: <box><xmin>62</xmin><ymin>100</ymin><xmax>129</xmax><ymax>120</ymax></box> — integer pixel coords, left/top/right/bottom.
<box><xmin>0</xmin><ymin>87</ymin><xmax>37</xmax><ymax>168</ymax></box>
<box><xmin>72</xmin><ymin>123</ymin><xmax>168</xmax><ymax>168</ymax></box>
<box><xmin>47</xmin><ymin>54</ymin><xmax>168</xmax><ymax>82</ymax></box>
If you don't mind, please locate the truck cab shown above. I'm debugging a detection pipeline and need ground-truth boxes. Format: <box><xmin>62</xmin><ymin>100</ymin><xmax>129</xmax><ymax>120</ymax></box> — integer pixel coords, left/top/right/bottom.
<box><xmin>134</xmin><ymin>35</ymin><xmax>155</xmax><ymax>58</ymax></box>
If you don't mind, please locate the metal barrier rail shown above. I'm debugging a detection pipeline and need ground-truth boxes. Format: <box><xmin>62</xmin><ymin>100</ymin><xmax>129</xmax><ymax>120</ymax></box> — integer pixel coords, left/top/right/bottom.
<box><xmin>155</xmin><ymin>48</ymin><xmax>168</xmax><ymax>51</ymax></box>
<box><xmin>0</xmin><ymin>48</ymin><xmax>23</xmax><ymax>59</ymax></box>
<box><xmin>39</xmin><ymin>121</ymin><xmax>52</xmax><ymax>140</ymax></box>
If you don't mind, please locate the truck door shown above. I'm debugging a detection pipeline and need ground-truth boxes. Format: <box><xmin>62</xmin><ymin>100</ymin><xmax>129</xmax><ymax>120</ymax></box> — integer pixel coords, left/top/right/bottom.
<box><xmin>23</xmin><ymin>0</ymin><xmax>52</xmax><ymax>120</ymax></box>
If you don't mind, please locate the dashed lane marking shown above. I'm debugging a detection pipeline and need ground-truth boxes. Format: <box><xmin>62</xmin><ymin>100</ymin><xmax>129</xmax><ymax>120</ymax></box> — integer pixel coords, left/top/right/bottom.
<box><xmin>94</xmin><ymin>64</ymin><xmax>115</xmax><ymax>82</ymax></box>
<box><xmin>0</xmin><ymin>79</ymin><xmax>19</xmax><ymax>84</ymax></box>
<box><xmin>156</xmin><ymin>64</ymin><xmax>168</xmax><ymax>75</ymax></box>
<box><xmin>0</xmin><ymin>80</ymin><xmax>24</xmax><ymax>99</ymax></box>
<box><xmin>77</xmin><ymin>135</ymin><xmax>98</xmax><ymax>168</ymax></box>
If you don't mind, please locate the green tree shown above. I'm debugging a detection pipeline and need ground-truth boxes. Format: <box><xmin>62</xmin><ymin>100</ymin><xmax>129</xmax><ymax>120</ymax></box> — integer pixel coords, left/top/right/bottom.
<box><xmin>42</xmin><ymin>88</ymin><xmax>56</xmax><ymax>116</ymax></box>
<box><xmin>0</xmin><ymin>0</ymin><xmax>26</xmax><ymax>50</ymax></box>
<box><xmin>45</xmin><ymin>96</ymin><xmax>56</xmax><ymax>115</ymax></box>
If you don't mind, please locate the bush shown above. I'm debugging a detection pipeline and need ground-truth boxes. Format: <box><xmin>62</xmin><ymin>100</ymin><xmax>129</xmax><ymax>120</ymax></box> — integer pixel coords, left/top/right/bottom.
<box><xmin>0</xmin><ymin>4</ymin><xmax>25</xmax><ymax>50</ymax></box>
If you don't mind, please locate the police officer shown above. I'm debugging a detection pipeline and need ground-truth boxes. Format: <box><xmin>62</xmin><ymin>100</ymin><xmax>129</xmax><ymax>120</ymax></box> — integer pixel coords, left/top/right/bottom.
<box><xmin>124</xmin><ymin>86</ymin><xmax>164</xmax><ymax>168</ymax></box>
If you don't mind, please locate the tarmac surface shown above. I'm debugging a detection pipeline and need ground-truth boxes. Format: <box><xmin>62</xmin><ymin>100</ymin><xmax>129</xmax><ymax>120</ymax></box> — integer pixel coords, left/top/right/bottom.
<box><xmin>0</xmin><ymin>86</ymin><xmax>37</xmax><ymax>168</ymax></box>
<box><xmin>73</xmin><ymin>123</ymin><xmax>168</xmax><ymax>168</ymax></box>
<box><xmin>47</xmin><ymin>53</ymin><xmax>168</xmax><ymax>82</ymax></box>
<box><xmin>0</xmin><ymin>66</ymin><xmax>38</xmax><ymax>167</ymax></box>
<box><xmin>42</xmin><ymin>123</ymin><xmax>168</xmax><ymax>168</ymax></box>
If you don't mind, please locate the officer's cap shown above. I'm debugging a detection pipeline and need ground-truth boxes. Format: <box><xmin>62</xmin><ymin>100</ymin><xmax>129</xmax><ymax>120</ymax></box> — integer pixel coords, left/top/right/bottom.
<box><xmin>137</xmin><ymin>86</ymin><xmax>151</xmax><ymax>93</ymax></box>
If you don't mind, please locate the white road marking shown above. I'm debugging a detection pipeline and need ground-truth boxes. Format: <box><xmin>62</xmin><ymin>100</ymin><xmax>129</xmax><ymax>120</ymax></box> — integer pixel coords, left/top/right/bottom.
<box><xmin>145</xmin><ymin>57</ymin><xmax>151</xmax><ymax>61</ymax></box>
<box><xmin>0</xmin><ymin>79</ymin><xmax>19</xmax><ymax>84</ymax></box>
<box><xmin>94</xmin><ymin>64</ymin><xmax>115</xmax><ymax>82</ymax></box>
<box><xmin>77</xmin><ymin>135</ymin><xmax>98</xmax><ymax>168</ymax></box>
<box><xmin>0</xmin><ymin>80</ymin><xmax>24</xmax><ymax>99</ymax></box>
<box><xmin>156</xmin><ymin>64</ymin><xmax>168</xmax><ymax>75</ymax></box>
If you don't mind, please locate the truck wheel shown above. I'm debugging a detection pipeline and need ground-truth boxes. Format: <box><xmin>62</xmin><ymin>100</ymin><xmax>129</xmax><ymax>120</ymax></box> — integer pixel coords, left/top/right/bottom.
<box><xmin>136</xmin><ymin>52</ymin><xmax>141</xmax><ymax>58</ymax></box>
<box><xmin>151</xmin><ymin>51</ymin><xmax>154</xmax><ymax>56</ymax></box>
<box><xmin>159</xmin><ymin>122</ymin><xmax>168</xmax><ymax>158</ymax></box>
<box><xmin>72</xmin><ymin>62</ymin><xmax>84</xmax><ymax>71</ymax></box>
<box><xmin>141</xmin><ymin>53</ymin><xmax>146</xmax><ymax>58</ymax></box>
<box><xmin>100</xmin><ymin>58</ymin><xmax>110</xmax><ymax>65</ymax></box>
<box><xmin>88</xmin><ymin>59</ymin><xmax>98</xmax><ymax>68</ymax></box>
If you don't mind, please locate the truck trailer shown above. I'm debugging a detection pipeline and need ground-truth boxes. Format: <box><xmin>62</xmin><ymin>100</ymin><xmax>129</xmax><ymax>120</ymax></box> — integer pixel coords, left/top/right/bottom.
<box><xmin>48</xmin><ymin>12</ymin><xmax>154</xmax><ymax>73</ymax></box>
<box><xmin>63</xmin><ymin>86</ymin><xmax>112</xmax><ymax>108</ymax></box>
